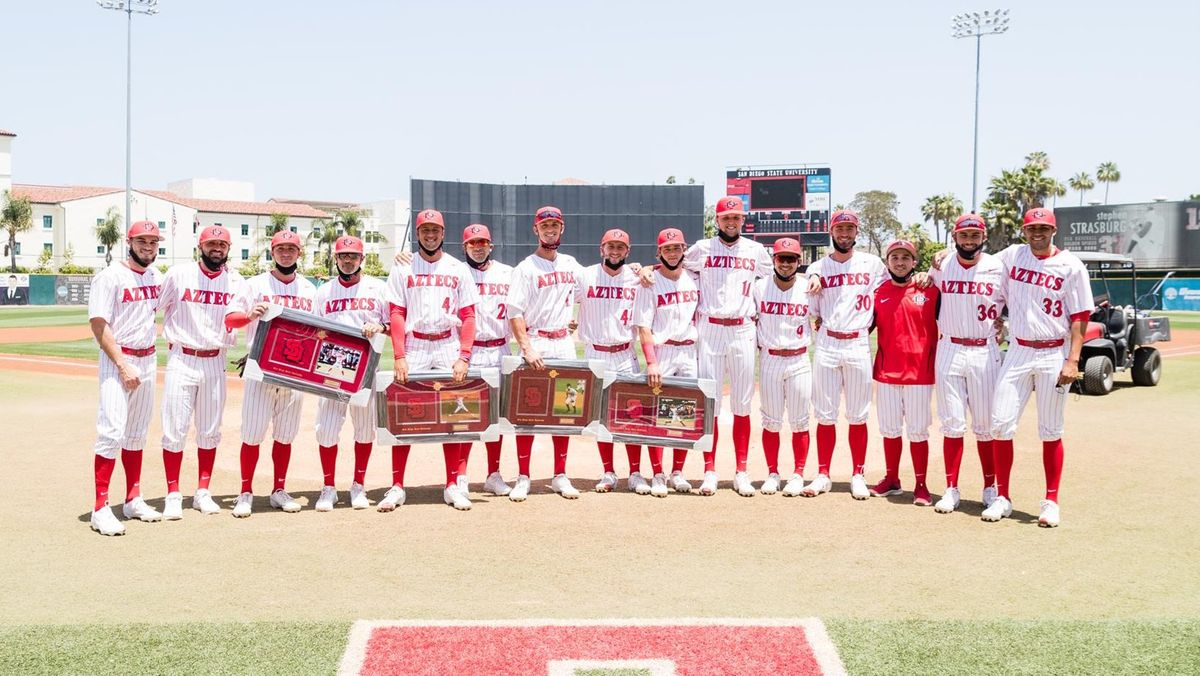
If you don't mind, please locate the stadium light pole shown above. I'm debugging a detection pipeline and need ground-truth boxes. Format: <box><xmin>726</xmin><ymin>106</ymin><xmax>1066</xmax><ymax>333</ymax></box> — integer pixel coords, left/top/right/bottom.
<box><xmin>953</xmin><ymin>9</ymin><xmax>1010</xmax><ymax>212</ymax></box>
<box><xmin>97</xmin><ymin>0</ymin><xmax>159</xmax><ymax>236</ymax></box>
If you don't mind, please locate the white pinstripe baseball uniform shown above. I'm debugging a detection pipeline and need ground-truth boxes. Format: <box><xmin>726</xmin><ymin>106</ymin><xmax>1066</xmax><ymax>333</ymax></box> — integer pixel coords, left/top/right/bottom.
<box><xmin>753</xmin><ymin>277</ymin><xmax>812</xmax><ymax>433</ymax></box>
<box><xmin>575</xmin><ymin>264</ymin><xmax>641</xmax><ymax>373</ymax></box>
<box><xmin>314</xmin><ymin>276</ymin><xmax>391</xmax><ymax>446</ymax></box>
<box><xmin>240</xmin><ymin>272</ymin><xmax>318</xmax><ymax>446</ymax></box>
<box><xmin>468</xmin><ymin>261</ymin><xmax>514</xmax><ymax>368</ymax></box>
<box><xmin>387</xmin><ymin>253</ymin><xmax>481</xmax><ymax>370</ymax></box>
<box><xmin>506</xmin><ymin>252</ymin><xmax>583</xmax><ymax>360</ymax></box>
<box><xmin>631</xmin><ymin>268</ymin><xmax>699</xmax><ymax>378</ymax></box>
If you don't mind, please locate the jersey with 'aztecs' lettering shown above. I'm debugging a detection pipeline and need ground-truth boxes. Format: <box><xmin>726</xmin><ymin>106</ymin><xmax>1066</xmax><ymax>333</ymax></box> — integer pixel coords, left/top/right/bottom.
<box><xmin>806</xmin><ymin>252</ymin><xmax>887</xmax><ymax>333</ymax></box>
<box><xmin>574</xmin><ymin>264</ymin><xmax>641</xmax><ymax>346</ymax></box>
<box><xmin>505</xmin><ymin>253</ymin><xmax>583</xmax><ymax>333</ymax></box>
<box><xmin>315</xmin><ymin>275</ymin><xmax>390</xmax><ymax>331</ymax></box>
<box><xmin>929</xmin><ymin>252</ymin><xmax>1006</xmax><ymax>341</ymax></box>
<box><xmin>682</xmin><ymin>236</ymin><xmax>772</xmax><ymax>318</ymax></box>
<box><xmin>243</xmin><ymin>271</ymin><xmax>318</xmax><ymax>345</ymax></box>
<box><xmin>469</xmin><ymin>261</ymin><xmax>514</xmax><ymax>342</ymax></box>
<box><xmin>752</xmin><ymin>277</ymin><xmax>812</xmax><ymax>351</ymax></box>
<box><xmin>996</xmin><ymin>244</ymin><xmax>1093</xmax><ymax>341</ymax></box>
<box><xmin>631</xmin><ymin>268</ymin><xmax>699</xmax><ymax>344</ymax></box>
<box><xmin>158</xmin><ymin>262</ymin><xmax>248</xmax><ymax>350</ymax></box>
<box><xmin>87</xmin><ymin>262</ymin><xmax>162</xmax><ymax>349</ymax></box>
<box><xmin>386</xmin><ymin>253</ymin><xmax>480</xmax><ymax>334</ymax></box>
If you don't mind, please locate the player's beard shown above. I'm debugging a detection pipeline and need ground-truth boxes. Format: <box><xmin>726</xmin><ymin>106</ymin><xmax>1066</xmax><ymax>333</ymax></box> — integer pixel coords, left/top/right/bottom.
<box><xmin>418</xmin><ymin>241</ymin><xmax>443</xmax><ymax>257</ymax></box>
<box><xmin>338</xmin><ymin>266</ymin><xmax>361</xmax><ymax>282</ymax></box>
<box><xmin>955</xmin><ymin>241</ymin><xmax>984</xmax><ymax>260</ymax></box>
<box><xmin>832</xmin><ymin>239</ymin><xmax>854</xmax><ymax>254</ymax></box>
<box><xmin>603</xmin><ymin>257</ymin><xmax>626</xmax><ymax>270</ymax></box>
<box><xmin>658</xmin><ymin>255</ymin><xmax>681</xmax><ymax>271</ymax></box>
<box><xmin>717</xmin><ymin>229</ymin><xmax>739</xmax><ymax>243</ymax></box>
<box><xmin>199</xmin><ymin>251</ymin><xmax>225</xmax><ymax>272</ymax></box>
<box><xmin>275</xmin><ymin>262</ymin><xmax>298</xmax><ymax>275</ymax></box>
<box><xmin>889</xmin><ymin>270</ymin><xmax>914</xmax><ymax>284</ymax></box>
<box><xmin>128</xmin><ymin>247</ymin><xmax>155</xmax><ymax>269</ymax></box>
<box><xmin>465</xmin><ymin>253</ymin><xmax>490</xmax><ymax>270</ymax></box>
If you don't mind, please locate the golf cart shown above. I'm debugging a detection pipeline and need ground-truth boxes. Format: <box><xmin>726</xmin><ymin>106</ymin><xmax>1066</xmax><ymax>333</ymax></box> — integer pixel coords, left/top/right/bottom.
<box><xmin>1076</xmin><ymin>252</ymin><xmax>1172</xmax><ymax>395</ymax></box>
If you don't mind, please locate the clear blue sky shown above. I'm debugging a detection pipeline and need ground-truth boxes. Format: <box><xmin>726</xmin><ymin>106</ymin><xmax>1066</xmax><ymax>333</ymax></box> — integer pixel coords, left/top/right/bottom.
<box><xmin>2</xmin><ymin>0</ymin><xmax>1196</xmax><ymax>231</ymax></box>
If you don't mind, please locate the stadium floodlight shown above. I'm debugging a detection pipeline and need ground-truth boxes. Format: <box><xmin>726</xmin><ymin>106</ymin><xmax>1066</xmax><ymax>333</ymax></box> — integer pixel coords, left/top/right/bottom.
<box><xmin>952</xmin><ymin>9</ymin><xmax>1011</xmax><ymax>211</ymax></box>
<box><xmin>97</xmin><ymin>0</ymin><xmax>159</xmax><ymax>241</ymax></box>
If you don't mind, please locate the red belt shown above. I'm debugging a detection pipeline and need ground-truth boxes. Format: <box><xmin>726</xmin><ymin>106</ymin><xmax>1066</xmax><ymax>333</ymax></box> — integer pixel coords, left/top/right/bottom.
<box><xmin>1016</xmin><ymin>338</ymin><xmax>1065</xmax><ymax>349</ymax></box>
<box><xmin>592</xmin><ymin>342</ymin><xmax>631</xmax><ymax>353</ymax></box>
<box><xmin>473</xmin><ymin>338</ymin><xmax>507</xmax><ymax>348</ymax></box>
<box><xmin>950</xmin><ymin>337</ymin><xmax>989</xmax><ymax>347</ymax></box>
<box><xmin>768</xmin><ymin>347</ymin><xmax>808</xmax><ymax>357</ymax></box>
<box><xmin>664</xmin><ymin>339</ymin><xmax>695</xmax><ymax>347</ymax></box>
<box><xmin>120</xmin><ymin>345</ymin><xmax>156</xmax><ymax>357</ymax></box>
<box><xmin>706</xmin><ymin>317</ymin><xmax>745</xmax><ymax>326</ymax></box>
<box><xmin>826</xmin><ymin>329</ymin><xmax>860</xmax><ymax>340</ymax></box>
<box><xmin>181</xmin><ymin>347</ymin><xmax>221</xmax><ymax>358</ymax></box>
<box><xmin>413</xmin><ymin>330</ymin><xmax>451</xmax><ymax>341</ymax></box>
<box><xmin>536</xmin><ymin>328</ymin><xmax>569</xmax><ymax>339</ymax></box>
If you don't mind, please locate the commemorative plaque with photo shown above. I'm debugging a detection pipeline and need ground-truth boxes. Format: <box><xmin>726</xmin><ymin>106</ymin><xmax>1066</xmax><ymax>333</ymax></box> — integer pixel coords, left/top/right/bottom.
<box><xmin>594</xmin><ymin>374</ymin><xmax>716</xmax><ymax>452</ymax></box>
<box><xmin>374</xmin><ymin>369</ymin><xmax>502</xmax><ymax>445</ymax></box>
<box><xmin>498</xmin><ymin>357</ymin><xmax>606</xmax><ymax>437</ymax></box>
<box><xmin>243</xmin><ymin>305</ymin><xmax>384</xmax><ymax>406</ymax></box>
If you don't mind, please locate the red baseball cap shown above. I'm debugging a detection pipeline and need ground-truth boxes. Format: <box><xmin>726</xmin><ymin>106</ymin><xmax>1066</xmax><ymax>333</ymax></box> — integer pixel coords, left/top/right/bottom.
<box><xmin>772</xmin><ymin>238</ymin><xmax>801</xmax><ymax>257</ymax></box>
<box><xmin>830</xmin><ymin>209</ymin><xmax>860</xmax><ymax>228</ymax></box>
<box><xmin>416</xmin><ymin>209</ymin><xmax>445</xmax><ymax>229</ymax></box>
<box><xmin>534</xmin><ymin>206</ymin><xmax>564</xmax><ymax>225</ymax></box>
<box><xmin>127</xmin><ymin>220</ymin><xmax>161</xmax><ymax>240</ymax></box>
<box><xmin>334</xmin><ymin>235</ymin><xmax>364</xmax><ymax>254</ymax></box>
<box><xmin>954</xmin><ymin>213</ymin><xmax>987</xmax><ymax>232</ymax></box>
<box><xmin>656</xmin><ymin>228</ymin><xmax>686</xmax><ymax>248</ymax></box>
<box><xmin>270</xmin><ymin>230</ymin><xmax>302</xmax><ymax>249</ymax></box>
<box><xmin>886</xmin><ymin>240</ymin><xmax>918</xmax><ymax>257</ymax></box>
<box><xmin>601</xmin><ymin>229</ymin><xmax>630</xmax><ymax>246</ymax></box>
<box><xmin>199</xmin><ymin>225</ymin><xmax>231</xmax><ymax>245</ymax></box>
<box><xmin>1023</xmin><ymin>208</ymin><xmax>1056</xmax><ymax>228</ymax></box>
<box><xmin>463</xmin><ymin>224</ymin><xmax>492</xmax><ymax>243</ymax></box>
<box><xmin>715</xmin><ymin>196</ymin><xmax>745</xmax><ymax>216</ymax></box>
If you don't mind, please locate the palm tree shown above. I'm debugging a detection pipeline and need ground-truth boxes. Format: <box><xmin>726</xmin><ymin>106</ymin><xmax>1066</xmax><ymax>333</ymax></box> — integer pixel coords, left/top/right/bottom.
<box><xmin>1096</xmin><ymin>162</ymin><xmax>1121</xmax><ymax>204</ymax></box>
<box><xmin>921</xmin><ymin>193</ymin><xmax>963</xmax><ymax>245</ymax></box>
<box><xmin>1068</xmin><ymin>172</ymin><xmax>1095</xmax><ymax>206</ymax></box>
<box><xmin>1</xmin><ymin>190</ymin><xmax>34</xmax><ymax>273</ymax></box>
<box><xmin>308</xmin><ymin>208</ymin><xmax>382</xmax><ymax>275</ymax></box>
<box><xmin>1024</xmin><ymin>151</ymin><xmax>1050</xmax><ymax>172</ymax></box>
<box><xmin>94</xmin><ymin>206</ymin><xmax>123</xmax><ymax>266</ymax></box>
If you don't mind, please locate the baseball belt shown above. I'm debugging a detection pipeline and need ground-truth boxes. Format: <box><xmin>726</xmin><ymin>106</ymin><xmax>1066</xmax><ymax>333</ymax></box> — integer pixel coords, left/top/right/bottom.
<box><xmin>767</xmin><ymin>347</ymin><xmax>808</xmax><ymax>357</ymax></box>
<box><xmin>825</xmin><ymin>329</ymin><xmax>860</xmax><ymax>340</ymax></box>
<box><xmin>592</xmin><ymin>342</ymin><xmax>631</xmax><ymax>353</ymax></box>
<box><xmin>663</xmin><ymin>339</ymin><xmax>695</xmax><ymax>346</ymax></box>
<box><xmin>949</xmin><ymin>336</ymin><xmax>989</xmax><ymax>347</ymax></box>
<box><xmin>1016</xmin><ymin>338</ymin><xmax>1065</xmax><ymax>349</ymax></box>
<box><xmin>413</xmin><ymin>330</ymin><xmax>452</xmax><ymax>341</ymax></box>
<box><xmin>181</xmin><ymin>346</ymin><xmax>221</xmax><ymax>358</ymax></box>
<box><xmin>706</xmin><ymin>317</ymin><xmax>745</xmax><ymax>326</ymax></box>
<box><xmin>536</xmin><ymin>328</ymin><xmax>569</xmax><ymax>339</ymax></box>
<box><xmin>473</xmin><ymin>338</ymin><xmax>507</xmax><ymax>348</ymax></box>
<box><xmin>120</xmin><ymin>345</ymin><xmax>156</xmax><ymax>357</ymax></box>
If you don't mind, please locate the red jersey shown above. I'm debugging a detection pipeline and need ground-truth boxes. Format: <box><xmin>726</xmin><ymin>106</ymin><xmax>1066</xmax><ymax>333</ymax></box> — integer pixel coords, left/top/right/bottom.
<box><xmin>872</xmin><ymin>281</ymin><xmax>939</xmax><ymax>385</ymax></box>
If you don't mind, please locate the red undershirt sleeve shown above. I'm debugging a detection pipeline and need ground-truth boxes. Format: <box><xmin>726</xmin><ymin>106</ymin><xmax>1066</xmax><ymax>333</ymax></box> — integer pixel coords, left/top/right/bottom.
<box><xmin>224</xmin><ymin>312</ymin><xmax>251</xmax><ymax>330</ymax></box>
<box><xmin>389</xmin><ymin>304</ymin><xmax>407</xmax><ymax>357</ymax></box>
<box><xmin>457</xmin><ymin>305</ymin><xmax>476</xmax><ymax>361</ymax></box>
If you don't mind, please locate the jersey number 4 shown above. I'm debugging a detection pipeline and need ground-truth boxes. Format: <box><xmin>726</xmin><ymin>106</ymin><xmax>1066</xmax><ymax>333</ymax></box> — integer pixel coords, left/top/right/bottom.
<box><xmin>1041</xmin><ymin>298</ymin><xmax>1063</xmax><ymax>317</ymax></box>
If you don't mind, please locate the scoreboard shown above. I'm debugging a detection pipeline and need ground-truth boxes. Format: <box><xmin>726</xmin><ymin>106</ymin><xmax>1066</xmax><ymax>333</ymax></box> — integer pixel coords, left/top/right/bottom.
<box><xmin>726</xmin><ymin>166</ymin><xmax>831</xmax><ymax>246</ymax></box>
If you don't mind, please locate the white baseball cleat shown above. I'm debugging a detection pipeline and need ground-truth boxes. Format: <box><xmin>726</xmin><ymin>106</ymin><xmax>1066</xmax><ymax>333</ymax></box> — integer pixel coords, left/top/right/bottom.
<box><xmin>670</xmin><ymin>471</ymin><xmax>692</xmax><ymax>493</ymax></box>
<box><xmin>849</xmin><ymin>474</ymin><xmax>870</xmax><ymax>500</ymax></box>
<box><xmin>90</xmin><ymin>506</ymin><xmax>125</xmax><ymax>536</ymax></box>
<box><xmin>349</xmin><ymin>481</ymin><xmax>370</xmax><ymax>509</ymax></box>
<box><xmin>377</xmin><ymin>485</ymin><xmax>406</xmax><ymax>512</ymax></box>
<box><xmin>192</xmin><ymin>488</ymin><xmax>221</xmax><ymax>515</ymax></box>
<box><xmin>443</xmin><ymin>484</ymin><xmax>473</xmax><ymax>511</ymax></box>
<box><xmin>595</xmin><ymin>471</ymin><xmax>617</xmax><ymax>493</ymax></box>
<box><xmin>650</xmin><ymin>473</ymin><xmax>669</xmax><ymax>498</ymax></box>
<box><xmin>1038</xmin><ymin>499</ymin><xmax>1060</xmax><ymax>528</ymax></box>
<box><xmin>315</xmin><ymin>486</ymin><xmax>338</xmax><ymax>512</ymax></box>
<box><xmin>760</xmin><ymin>472</ymin><xmax>781</xmax><ymax>495</ymax></box>
<box><xmin>122</xmin><ymin>496</ymin><xmax>162</xmax><ymax>522</ymax></box>
<box><xmin>457</xmin><ymin>474</ymin><xmax>470</xmax><ymax>496</ymax></box>
<box><xmin>551</xmin><ymin>473</ymin><xmax>580</xmax><ymax>499</ymax></box>
<box><xmin>801</xmin><ymin>474</ymin><xmax>832</xmax><ymax>497</ymax></box>
<box><xmin>509</xmin><ymin>475</ymin><xmax>531</xmax><ymax>502</ymax></box>
<box><xmin>982</xmin><ymin>485</ymin><xmax>998</xmax><ymax>508</ymax></box>
<box><xmin>269</xmin><ymin>489</ymin><xmax>301</xmax><ymax>513</ymax></box>
<box><xmin>629</xmin><ymin>472</ymin><xmax>651</xmax><ymax>495</ymax></box>
<box><xmin>698</xmin><ymin>471</ymin><xmax>719</xmax><ymax>496</ymax></box>
<box><xmin>232</xmin><ymin>492</ymin><xmax>253</xmax><ymax>518</ymax></box>
<box><xmin>163</xmin><ymin>491</ymin><xmax>184</xmax><ymax>520</ymax></box>
<box><xmin>934</xmin><ymin>487</ymin><xmax>961</xmax><ymax>514</ymax></box>
<box><xmin>484</xmin><ymin>471</ymin><xmax>511</xmax><ymax>496</ymax></box>
<box><xmin>782</xmin><ymin>474</ymin><xmax>805</xmax><ymax>497</ymax></box>
<box><xmin>981</xmin><ymin>496</ymin><xmax>1013</xmax><ymax>522</ymax></box>
<box><xmin>733</xmin><ymin>471</ymin><xmax>756</xmax><ymax>497</ymax></box>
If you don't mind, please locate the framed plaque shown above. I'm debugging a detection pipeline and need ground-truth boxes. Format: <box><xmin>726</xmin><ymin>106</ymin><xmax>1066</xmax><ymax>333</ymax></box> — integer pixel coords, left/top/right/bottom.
<box><xmin>374</xmin><ymin>369</ymin><xmax>502</xmax><ymax>445</ymax></box>
<box><xmin>594</xmin><ymin>374</ymin><xmax>716</xmax><ymax>452</ymax></box>
<box><xmin>498</xmin><ymin>357</ymin><xmax>606</xmax><ymax>437</ymax></box>
<box><xmin>243</xmin><ymin>304</ymin><xmax>385</xmax><ymax>406</ymax></box>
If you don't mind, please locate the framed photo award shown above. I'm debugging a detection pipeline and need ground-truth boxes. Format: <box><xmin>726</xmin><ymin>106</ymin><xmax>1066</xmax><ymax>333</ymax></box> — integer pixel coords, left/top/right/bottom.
<box><xmin>374</xmin><ymin>369</ymin><xmax>502</xmax><ymax>445</ymax></box>
<box><xmin>242</xmin><ymin>304</ymin><xmax>385</xmax><ymax>407</ymax></box>
<box><xmin>594</xmin><ymin>374</ymin><xmax>716</xmax><ymax>452</ymax></box>
<box><xmin>498</xmin><ymin>357</ymin><xmax>606</xmax><ymax>437</ymax></box>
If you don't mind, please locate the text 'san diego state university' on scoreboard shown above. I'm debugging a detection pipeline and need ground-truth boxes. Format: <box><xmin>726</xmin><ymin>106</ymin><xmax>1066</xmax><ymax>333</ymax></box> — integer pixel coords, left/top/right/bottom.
<box><xmin>726</xmin><ymin>166</ymin><xmax>831</xmax><ymax>246</ymax></box>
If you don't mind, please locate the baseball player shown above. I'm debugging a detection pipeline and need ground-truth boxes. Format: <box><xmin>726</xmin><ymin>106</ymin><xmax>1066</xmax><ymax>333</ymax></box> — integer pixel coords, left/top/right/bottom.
<box><xmin>564</xmin><ymin>384</ymin><xmax>579</xmax><ymax>414</ymax></box>
<box><xmin>87</xmin><ymin>220</ymin><xmax>165</xmax><ymax>536</ymax></box>
<box><xmin>929</xmin><ymin>213</ymin><xmax>1006</xmax><ymax>514</ymax></box>
<box><xmin>642</xmin><ymin>197</ymin><xmax>772</xmax><ymax>497</ymax></box>
<box><xmin>752</xmin><ymin>238</ymin><xmax>813</xmax><ymax>497</ymax></box>
<box><xmin>983</xmin><ymin>208</ymin><xmax>1092</xmax><ymax>527</ymax></box>
<box><xmin>867</xmin><ymin>240</ymin><xmax>940</xmax><ymax>506</ymax></box>
<box><xmin>156</xmin><ymin>225</ymin><xmax>250</xmax><ymax>519</ymax></box>
<box><xmin>802</xmin><ymin>209</ymin><xmax>888</xmax><ymax>499</ymax></box>
<box><xmin>632</xmin><ymin>228</ymin><xmax>699</xmax><ymax>497</ymax></box>
<box><xmin>506</xmin><ymin>205</ymin><xmax>584</xmax><ymax>500</ymax></box>
<box><xmin>385</xmin><ymin>209</ymin><xmax>479</xmax><ymax>512</ymax></box>
<box><xmin>459</xmin><ymin>224</ymin><xmax>516</xmax><ymax>498</ymax></box>
<box><xmin>576</xmin><ymin>229</ymin><xmax>648</xmax><ymax>495</ymax></box>
<box><xmin>229</xmin><ymin>230</ymin><xmax>317</xmax><ymax>518</ymax></box>
<box><xmin>313</xmin><ymin>235</ymin><xmax>391</xmax><ymax>512</ymax></box>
